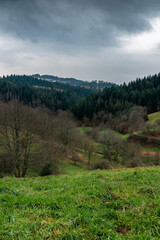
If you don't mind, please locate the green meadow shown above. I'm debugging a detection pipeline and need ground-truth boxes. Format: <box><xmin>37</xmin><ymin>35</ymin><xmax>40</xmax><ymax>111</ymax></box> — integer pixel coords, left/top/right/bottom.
<box><xmin>148</xmin><ymin>112</ymin><xmax>160</xmax><ymax>124</ymax></box>
<box><xmin>1</xmin><ymin>165</ymin><xmax>160</xmax><ymax>239</ymax></box>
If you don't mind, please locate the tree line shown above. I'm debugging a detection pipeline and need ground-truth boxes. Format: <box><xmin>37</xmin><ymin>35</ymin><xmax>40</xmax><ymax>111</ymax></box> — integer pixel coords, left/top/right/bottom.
<box><xmin>32</xmin><ymin>74</ymin><xmax>116</xmax><ymax>89</ymax></box>
<box><xmin>72</xmin><ymin>73</ymin><xmax>160</xmax><ymax>122</ymax></box>
<box><xmin>0</xmin><ymin>75</ymin><xmax>95</xmax><ymax>111</ymax></box>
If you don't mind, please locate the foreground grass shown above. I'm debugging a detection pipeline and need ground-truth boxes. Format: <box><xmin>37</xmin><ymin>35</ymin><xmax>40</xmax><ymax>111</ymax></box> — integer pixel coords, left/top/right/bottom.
<box><xmin>1</xmin><ymin>167</ymin><xmax>160</xmax><ymax>239</ymax></box>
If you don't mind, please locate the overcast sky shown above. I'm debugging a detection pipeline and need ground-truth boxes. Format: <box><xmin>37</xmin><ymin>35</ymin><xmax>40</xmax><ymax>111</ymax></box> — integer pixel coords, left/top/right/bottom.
<box><xmin>1</xmin><ymin>0</ymin><xmax>160</xmax><ymax>83</ymax></box>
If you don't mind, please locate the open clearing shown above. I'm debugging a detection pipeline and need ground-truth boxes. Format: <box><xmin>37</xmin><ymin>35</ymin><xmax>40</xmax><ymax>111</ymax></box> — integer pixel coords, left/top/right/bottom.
<box><xmin>148</xmin><ymin>112</ymin><xmax>160</xmax><ymax>124</ymax></box>
<box><xmin>1</xmin><ymin>165</ymin><xmax>160</xmax><ymax>239</ymax></box>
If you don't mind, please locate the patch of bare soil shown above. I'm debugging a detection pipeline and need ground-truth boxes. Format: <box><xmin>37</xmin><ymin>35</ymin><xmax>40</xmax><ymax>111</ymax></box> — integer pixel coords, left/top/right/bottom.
<box><xmin>141</xmin><ymin>151</ymin><xmax>159</xmax><ymax>157</ymax></box>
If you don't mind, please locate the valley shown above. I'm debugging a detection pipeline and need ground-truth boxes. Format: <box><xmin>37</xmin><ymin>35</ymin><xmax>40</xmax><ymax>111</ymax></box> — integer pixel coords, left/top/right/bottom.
<box><xmin>0</xmin><ymin>73</ymin><xmax>160</xmax><ymax>239</ymax></box>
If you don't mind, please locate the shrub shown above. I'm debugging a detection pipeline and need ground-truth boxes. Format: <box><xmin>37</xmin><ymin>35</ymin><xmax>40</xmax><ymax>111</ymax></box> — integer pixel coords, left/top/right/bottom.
<box><xmin>0</xmin><ymin>172</ymin><xmax>4</xmax><ymax>178</ymax></box>
<box><xmin>0</xmin><ymin>153</ymin><xmax>15</xmax><ymax>175</ymax></box>
<box><xmin>90</xmin><ymin>159</ymin><xmax>111</xmax><ymax>170</ymax></box>
<box><xmin>38</xmin><ymin>141</ymin><xmax>61</xmax><ymax>176</ymax></box>
<box><xmin>91</xmin><ymin>127</ymin><xmax>99</xmax><ymax>141</ymax></box>
<box><xmin>143</xmin><ymin>114</ymin><xmax>149</xmax><ymax>122</ymax></box>
<box><xmin>155</xmin><ymin>119</ymin><xmax>160</xmax><ymax>125</ymax></box>
<box><xmin>153</xmin><ymin>153</ymin><xmax>160</xmax><ymax>166</ymax></box>
<box><xmin>126</xmin><ymin>157</ymin><xmax>143</xmax><ymax>168</ymax></box>
<box><xmin>40</xmin><ymin>162</ymin><xmax>59</xmax><ymax>176</ymax></box>
<box><xmin>40</xmin><ymin>163</ymin><xmax>53</xmax><ymax>176</ymax></box>
<box><xmin>71</xmin><ymin>152</ymin><xmax>81</xmax><ymax>165</ymax></box>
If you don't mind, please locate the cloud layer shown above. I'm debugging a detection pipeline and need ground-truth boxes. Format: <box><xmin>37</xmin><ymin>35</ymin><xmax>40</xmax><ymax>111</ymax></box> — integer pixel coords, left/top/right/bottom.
<box><xmin>0</xmin><ymin>0</ymin><xmax>160</xmax><ymax>83</ymax></box>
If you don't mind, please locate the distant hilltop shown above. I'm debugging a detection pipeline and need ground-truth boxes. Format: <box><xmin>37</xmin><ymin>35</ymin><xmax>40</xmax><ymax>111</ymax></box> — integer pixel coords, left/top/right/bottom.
<box><xmin>32</xmin><ymin>74</ymin><xmax>117</xmax><ymax>90</ymax></box>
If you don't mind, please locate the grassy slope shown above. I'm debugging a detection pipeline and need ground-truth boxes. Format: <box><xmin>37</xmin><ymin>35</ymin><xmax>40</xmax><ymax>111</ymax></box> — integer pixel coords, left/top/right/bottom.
<box><xmin>79</xmin><ymin>127</ymin><xmax>129</xmax><ymax>140</ymax></box>
<box><xmin>79</xmin><ymin>127</ymin><xmax>129</xmax><ymax>156</ymax></box>
<box><xmin>1</xmin><ymin>165</ymin><xmax>160</xmax><ymax>239</ymax></box>
<box><xmin>148</xmin><ymin>112</ymin><xmax>160</xmax><ymax>124</ymax></box>
<box><xmin>79</xmin><ymin>127</ymin><xmax>160</xmax><ymax>161</ymax></box>
<box><xmin>139</xmin><ymin>112</ymin><xmax>160</xmax><ymax>153</ymax></box>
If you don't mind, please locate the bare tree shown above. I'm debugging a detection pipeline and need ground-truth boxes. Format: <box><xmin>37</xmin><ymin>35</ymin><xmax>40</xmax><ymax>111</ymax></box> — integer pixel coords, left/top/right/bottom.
<box><xmin>39</xmin><ymin>141</ymin><xmax>63</xmax><ymax>175</ymax></box>
<box><xmin>128</xmin><ymin>106</ymin><xmax>145</xmax><ymax>133</ymax></box>
<box><xmin>53</xmin><ymin>111</ymin><xmax>76</xmax><ymax>145</ymax></box>
<box><xmin>102</xmin><ymin>130</ymin><xmax>120</xmax><ymax>162</ymax></box>
<box><xmin>70</xmin><ymin>151</ymin><xmax>81</xmax><ymax>165</ymax></box>
<box><xmin>91</xmin><ymin>127</ymin><xmax>99</xmax><ymax>141</ymax></box>
<box><xmin>0</xmin><ymin>100</ymin><xmax>38</xmax><ymax>177</ymax></box>
<box><xmin>83</xmin><ymin>137</ymin><xmax>96</xmax><ymax>165</ymax></box>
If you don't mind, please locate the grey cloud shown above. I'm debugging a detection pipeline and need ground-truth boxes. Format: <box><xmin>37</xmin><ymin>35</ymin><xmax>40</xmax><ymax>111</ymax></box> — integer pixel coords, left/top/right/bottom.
<box><xmin>68</xmin><ymin>0</ymin><xmax>160</xmax><ymax>32</ymax></box>
<box><xmin>0</xmin><ymin>0</ymin><xmax>160</xmax><ymax>47</ymax></box>
<box><xmin>1</xmin><ymin>0</ymin><xmax>160</xmax><ymax>83</ymax></box>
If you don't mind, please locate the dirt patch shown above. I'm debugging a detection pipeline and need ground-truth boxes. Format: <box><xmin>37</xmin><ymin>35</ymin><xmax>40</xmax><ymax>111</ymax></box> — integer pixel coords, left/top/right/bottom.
<box><xmin>141</xmin><ymin>151</ymin><xmax>159</xmax><ymax>157</ymax></box>
<box><xmin>76</xmin><ymin>153</ymin><xmax>83</xmax><ymax>160</ymax></box>
<box><xmin>117</xmin><ymin>225</ymin><xmax>131</xmax><ymax>235</ymax></box>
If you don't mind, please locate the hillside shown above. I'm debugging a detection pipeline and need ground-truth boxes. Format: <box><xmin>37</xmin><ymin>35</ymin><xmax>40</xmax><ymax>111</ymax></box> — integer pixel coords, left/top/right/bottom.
<box><xmin>32</xmin><ymin>74</ymin><xmax>117</xmax><ymax>90</ymax></box>
<box><xmin>1</xmin><ymin>166</ymin><xmax>160</xmax><ymax>239</ymax></box>
<box><xmin>148</xmin><ymin>111</ymin><xmax>160</xmax><ymax>124</ymax></box>
<box><xmin>72</xmin><ymin>73</ymin><xmax>160</xmax><ymax>121</ymax></box>
<box><xmin>0</xmin><ymin>75</ymin><xmax>96</xmax><ymax>111</ymax></box>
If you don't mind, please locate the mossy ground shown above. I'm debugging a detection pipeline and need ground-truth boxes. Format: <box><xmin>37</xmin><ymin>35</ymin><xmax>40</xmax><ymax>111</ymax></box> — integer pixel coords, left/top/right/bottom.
<box><xmin>1</xmin><ymin>165</ymin><xmax>160</xmax><ymax>239</ymax></box>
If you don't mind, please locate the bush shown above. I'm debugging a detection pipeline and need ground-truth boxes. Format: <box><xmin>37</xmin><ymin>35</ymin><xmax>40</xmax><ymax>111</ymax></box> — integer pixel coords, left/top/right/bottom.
<box><xmin>40</xmin><ymin>162</ymin><xmax>59</xmax><ymax>176</ymax></box>
<box><xmin>153</xmin><ymin>153</ymin><xmax>160</xmax><ymax>166</ymax></box>
<box><xmin>126</xmin><ymin>157</ymin><xmax>143</xmax><ymax>168</ymax></box>
<box><xmin>0</xmin><ymin>172</ymin><xmax>4</xmax><ymax>178</ymax></box>
<box><xmin>155</xmin><ymin>119</ymin><xmax>160</xmax><ymax>125</ymax></box>
<box><xmin>38</xmin><ymin>141</ymin><xmax>61</xmax><ymax>176</ymax></box>
<box><xmin>40</xmin><ymin>163</ymin><xmax>52</xmax><ymax>176</ymax></box>
<box><xmin>143</xmin><ymin>114</ymin><xmax>149</xmax><ymax>122</ymax></box>
<box><xmin>90</xmin><ymin>159</ymin><xmax>111</xmax><ymax>170</ymax></box>
<box><xmin>0</xmin><ymin>153</ymin><xmax>14</xmax><ymax>175</ymax></box>
<box><xmin>71</xmin><ymin>152</ymin><xmax>81</xmax><ymax>165</ymax></box>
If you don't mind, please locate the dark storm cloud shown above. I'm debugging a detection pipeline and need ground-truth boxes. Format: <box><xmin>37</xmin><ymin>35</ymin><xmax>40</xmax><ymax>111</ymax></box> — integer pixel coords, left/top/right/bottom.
<box><xmin>76</xmin><ymin>0</ymin><xmax>160</xmax><ymax>31</ymax></box>
<box><xmin>0</xmin><ymin>0</ymin><xmax>160</xmax><ymax>47</ymax></box>
<box><xmin>1</xmin><ymin>0</ymin><xmax>160</xmax><ymax>84</ymax></box>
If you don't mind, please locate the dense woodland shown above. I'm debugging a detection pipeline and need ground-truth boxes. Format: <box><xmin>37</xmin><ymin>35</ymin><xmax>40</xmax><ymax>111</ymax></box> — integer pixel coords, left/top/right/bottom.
<box><xmin>2</xmin><ymin>73</ymin><xmax>160</xmax><ymax>120</ymax></box>
<box><xmin>0</xmin><ymin>75</ymin><xmax>96</xmax><ymax>111</ymax></box>
<box><xmin>72</xmin><ymin>74</ymin><xmax>160</xmax><ymax>122</ymax></box>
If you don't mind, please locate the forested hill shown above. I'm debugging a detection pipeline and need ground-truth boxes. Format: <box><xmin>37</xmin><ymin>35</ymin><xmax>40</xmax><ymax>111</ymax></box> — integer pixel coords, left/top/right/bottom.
<box><xmin>32</xmin><ymin>74</ymin><xmax>116</xmax><ymax>90</ymax></box>
<box><xmin>1</xmin><ymin>75</ymin><xmax>97</xmax><ymax>95</ymax></box>
<box><xmin>72</xmin><ymin>73</ymin><xmax>160</xmax><ymax>121</ymax></box>
<box><xmin>0</xmin><ymin>75</ymin><xmax>99</xmax><ymax>111</ymax></box>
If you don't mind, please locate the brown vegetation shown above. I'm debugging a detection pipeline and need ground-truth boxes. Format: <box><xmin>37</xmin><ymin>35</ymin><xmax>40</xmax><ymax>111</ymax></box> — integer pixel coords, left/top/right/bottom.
<box><xmin>0</xmin><ymin>101</ymin><xmax>81</xmax><ymax>177</ymax></box>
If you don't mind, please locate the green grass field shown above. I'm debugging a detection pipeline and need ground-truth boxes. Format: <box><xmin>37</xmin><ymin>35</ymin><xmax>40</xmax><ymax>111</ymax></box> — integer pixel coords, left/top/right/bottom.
<box><xmin>148</xmin><ymin>112</ymin><xmax>160</xmax><ymax>124</ymax></box>
<box><xmin>1</xmin><ymin>165</ymin><xmax>160</xmax><ymax>239</ymax></box>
